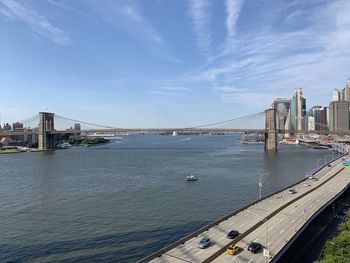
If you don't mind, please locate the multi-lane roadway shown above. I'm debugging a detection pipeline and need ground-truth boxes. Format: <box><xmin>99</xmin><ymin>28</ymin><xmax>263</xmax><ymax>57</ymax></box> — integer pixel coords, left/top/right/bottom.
<box><xmin>145</xmin><ymin>155</ymin><xmax>350</xmax><ymax>263</ymax></box>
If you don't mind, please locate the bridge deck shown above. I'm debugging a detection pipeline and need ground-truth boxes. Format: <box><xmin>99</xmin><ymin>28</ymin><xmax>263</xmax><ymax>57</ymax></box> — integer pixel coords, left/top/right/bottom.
<box><xmin>145</xmin><ymin>156</ymin><xmax>349</xmax><ymax>263</ymax></box>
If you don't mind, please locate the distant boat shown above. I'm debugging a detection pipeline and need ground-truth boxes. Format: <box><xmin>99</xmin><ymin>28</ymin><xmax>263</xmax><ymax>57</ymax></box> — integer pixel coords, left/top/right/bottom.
<box><xmin>57</xmin><ymin>142</ymin><xmax>72</xmax><ymax>149</ymax></box>
<box><xmin>185</xmin><ymin>175</ymin><xmax>198</xmax><ymax>181</ymax></box>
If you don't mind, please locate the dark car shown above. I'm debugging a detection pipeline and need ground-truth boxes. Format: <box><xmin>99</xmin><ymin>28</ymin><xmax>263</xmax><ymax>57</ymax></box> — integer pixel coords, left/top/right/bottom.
<box><xmin>248</xmin><ymin>242</ymin><xmax>262</xmax><ymax>253</ymax></box>
<box><xmin>227</xmin><ymin>230</ymin><xmax>240</xmax><ymax>239</ymax></box>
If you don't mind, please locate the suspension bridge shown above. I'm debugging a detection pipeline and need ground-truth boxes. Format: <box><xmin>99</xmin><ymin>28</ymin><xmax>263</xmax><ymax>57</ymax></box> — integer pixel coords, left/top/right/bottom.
<box><xmin>0</xmin><ymin>110</ymin><xmax>348</xmax><ymax>151</ymax></box>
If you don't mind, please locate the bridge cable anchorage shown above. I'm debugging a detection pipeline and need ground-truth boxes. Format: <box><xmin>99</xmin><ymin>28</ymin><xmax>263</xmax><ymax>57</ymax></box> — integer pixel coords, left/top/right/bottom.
<box><xmin>183</xmin><ymin>111</ymin><xmax>265</xmax><ymax>129</ymax></box>
<box><xmin>54</xmin><ymin>114</ymin><xmax>115</xmax><ymax>129</ymax></box>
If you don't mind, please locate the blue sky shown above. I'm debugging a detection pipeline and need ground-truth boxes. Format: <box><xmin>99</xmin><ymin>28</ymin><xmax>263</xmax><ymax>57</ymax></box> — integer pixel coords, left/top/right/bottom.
<box><xmin>1</xmin><ymin>0</ymin><xmax>350</xmax><ymax>128</ymax></box>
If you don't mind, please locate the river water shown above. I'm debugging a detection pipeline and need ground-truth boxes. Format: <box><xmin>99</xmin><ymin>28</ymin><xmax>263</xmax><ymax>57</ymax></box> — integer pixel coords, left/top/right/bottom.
<box><xmin>0</xmin><ymin>134</ymin><xmax>330</xmax><ymax>262</ymax></box>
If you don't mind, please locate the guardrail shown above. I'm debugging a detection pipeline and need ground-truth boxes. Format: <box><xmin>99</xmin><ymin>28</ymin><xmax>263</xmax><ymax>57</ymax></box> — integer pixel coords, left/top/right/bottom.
<box><xmin>271</xmin><ymin>168</ymin><xmax>350</xmax><ymax>262</ymax></box>
<box><xmin>204</xmin><ymin>163</ymin><xmax>346</xmax><ymax>262</ymax></box>
<box><xmin>138</xmin><ymin>153</ymin><xmax>347</xmax><ymax>262</ymax></box>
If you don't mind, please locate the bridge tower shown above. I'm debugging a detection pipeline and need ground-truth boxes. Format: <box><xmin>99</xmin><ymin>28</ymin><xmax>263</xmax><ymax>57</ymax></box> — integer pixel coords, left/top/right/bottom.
<box><xmin>38</xmin><ymin>112</ymin><xmax>55</xmax><ymax>151</ymax></box>
<box><xmin>265</xmin><ymin>109</ymin><xmax>278</xmax><ymax>151</ymax></box>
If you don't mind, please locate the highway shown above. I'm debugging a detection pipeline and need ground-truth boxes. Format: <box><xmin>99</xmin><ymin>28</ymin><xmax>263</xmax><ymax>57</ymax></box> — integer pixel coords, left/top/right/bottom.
<box><xmin>146</xmin><ymin>155</ymin><xmax>349</xmax><ymax>263</ymax></box>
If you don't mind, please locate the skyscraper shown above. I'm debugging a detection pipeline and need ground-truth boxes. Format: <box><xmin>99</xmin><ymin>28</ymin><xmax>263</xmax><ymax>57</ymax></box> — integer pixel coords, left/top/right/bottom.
<box><xmin>333</xmin><ymin>89</ymin><xmax>340</xmax><ymax>101</ymax></box>
<box><xmin>310</xmin><ymin>105</ymin><xmax>326</xmax><ymax>130</ymax></box>
<box><xmin>272</xmin><ymin>98</ymin><xmax>290</xmax><ymax>131</ymax></box>
<box><xmin>342</xmin><ymin>77</ymin><xmax>350</xmax><ymax>101</ymax></box>
<box><xmin>290</xmin><ymin>88</ymin><xmax>306</xmax><ymax>131</ymax></box>
<box><xmin>329</xmin><ymin>101</ymin><xmax>349</xmax><ymax>132</ymax></box>
<box><xmin>307</xmin><ymin>116</ymin><xmax>315</xmax><ymax>131</ymax></box>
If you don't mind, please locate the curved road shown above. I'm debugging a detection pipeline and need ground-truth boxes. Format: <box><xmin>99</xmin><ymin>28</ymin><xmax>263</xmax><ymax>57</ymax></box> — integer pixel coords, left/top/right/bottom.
<box><xmin>147</xmin><ymin>155</ymin><xmax>349</xmax><ymax>263</ymax></box>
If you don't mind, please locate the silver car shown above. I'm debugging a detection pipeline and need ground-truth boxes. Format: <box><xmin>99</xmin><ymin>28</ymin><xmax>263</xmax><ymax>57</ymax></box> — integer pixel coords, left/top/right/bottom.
<box><xmin>197</xmin><ymin>236</ymin><xmax>211</xmax><ymax>249</ymax></box>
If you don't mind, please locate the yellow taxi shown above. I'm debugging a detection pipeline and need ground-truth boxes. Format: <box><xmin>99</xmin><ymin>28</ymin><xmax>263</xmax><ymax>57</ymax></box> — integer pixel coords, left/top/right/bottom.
<box><xmin>226</xmin><ymin>244</ymin><xmax>241</xmax><ymax>255</ymax></box>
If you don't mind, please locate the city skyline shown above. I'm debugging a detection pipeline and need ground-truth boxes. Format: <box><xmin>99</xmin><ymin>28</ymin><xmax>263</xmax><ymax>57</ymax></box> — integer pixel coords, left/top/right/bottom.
<box><xmin>1</xmin><ymin>0</ymin><xmax>350</xmax><ymax>127</ymax></box>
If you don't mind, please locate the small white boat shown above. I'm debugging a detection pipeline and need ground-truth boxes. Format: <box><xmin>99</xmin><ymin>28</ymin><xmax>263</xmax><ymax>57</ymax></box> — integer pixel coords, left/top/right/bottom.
<box><xmin>185</xmin><ymin>175</ymin><xmax>198</xmax><ymax>181</ymax></box>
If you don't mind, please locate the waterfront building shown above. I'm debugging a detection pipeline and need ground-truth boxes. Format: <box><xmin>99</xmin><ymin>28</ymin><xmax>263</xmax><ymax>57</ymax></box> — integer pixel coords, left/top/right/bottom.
<box><xmin>12</xmin><ymin>122</ymin><xmax>25</xmax><ymax>142</ymax></box>
<box><xmin>342</xmin><ymin>77</ymin><xmax>350</xmax><ymax>101</ymax></box>
<box><xmin>3</xmin><ymin>123</ymin><xmax>11</xmax><ymax>131</ymax></box>
<box><xmin>12</xmin><ymin>122</ymin><xmax>24</xmax><ymax>130</ymax></box>
<box><xmin>284</xmin><ymin>110</ymin><xmax>291</xmax><ymax>137</ymax></box>
<box><xmin>303</xmin><ymin>110</ymin><xmax>311</xmax><ymax>131</ymax></box>
<box><xmin>272</xmin><ymin>98</ymin><xmax>290</xmax><ymax>131</ymax></box>
<box><xmin>324</xmin><ymin>106</ymin><xmax>329</xmax><ymax>130</ymax></box>
<box><xmin>333</xmin><ymin>89</ymin><xmax>340</xmax><ymax>101</ymax></box>
<box><xmin>310</xmin><ymin>105</ymin><xmax>326</xmax><ymax>130</ymax></box>
<box><xmin>74</xmin><ymin>123</ymin><xmax>81</xmax><ymax>130</ymax></box>
<box><xmin>329</xmin><ymin>101</ymin><xmax>350</xmax><ymax>132</ymax></box>
<box><xmin>290</xmin><ymin>88</ymin><xmax>306</xmax><ymax>131</ymax></box>
<box><xmin>320</xmin><ymin>107</ymin><xmax>328</xmax><ymax>131</ymax></box>
<box><xmin>341</xmin><ymin>88</ymin><xmax>345</xmax><ymax>101</ymax></box>
<box><xmin>308</xmin><ymin>116</ymin><xmax>315</xmax><ymax>131</ymax></box>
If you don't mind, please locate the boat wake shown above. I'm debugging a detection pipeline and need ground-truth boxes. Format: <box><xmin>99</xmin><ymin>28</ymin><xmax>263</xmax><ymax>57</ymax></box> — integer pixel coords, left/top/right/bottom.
<box><xmin>174</xmin><ymin>138</ymin><xmax>192</xmax><ymax>143</ymax></box>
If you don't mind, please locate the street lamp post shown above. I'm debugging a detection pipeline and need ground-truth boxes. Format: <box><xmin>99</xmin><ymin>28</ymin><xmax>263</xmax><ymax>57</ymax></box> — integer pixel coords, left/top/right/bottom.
<box><xmin>259</xmin><ymin>172</ymin><xmax>270</xmax><ymax>199</ymax></box>
<box><xmin>325</xmin><ymin>154</ymin><xmax>331</xmax><ymax>164</ymax></box>
<box><xmin>317</xmin><ymin>158</ymin><xmax>324</xmax><ymax>169</ymax></box>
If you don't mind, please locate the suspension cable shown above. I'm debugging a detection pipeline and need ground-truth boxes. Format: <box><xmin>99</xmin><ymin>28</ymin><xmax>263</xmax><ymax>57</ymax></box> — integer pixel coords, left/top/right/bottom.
<box><xmin>54</xmin><ymin>114</ymin><xmax>115</xmax><ymax>129</ymax></box>
<box><xmin>184</xmin><ymin>111</ymin><xmax>265</xmax><ymax>129</ymax></box>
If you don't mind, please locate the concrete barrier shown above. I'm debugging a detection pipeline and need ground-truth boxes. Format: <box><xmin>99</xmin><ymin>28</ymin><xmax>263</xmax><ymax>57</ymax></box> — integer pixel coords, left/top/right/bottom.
<box><xmin>138</xmin><ymin>153</ymin><xmax>347</xmax><ymax>262</ymax></box>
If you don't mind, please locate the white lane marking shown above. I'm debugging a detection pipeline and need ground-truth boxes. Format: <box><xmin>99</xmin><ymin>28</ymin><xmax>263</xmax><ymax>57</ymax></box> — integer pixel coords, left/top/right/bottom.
<box><xmin>309</xmin><ymin>204</ymin><xmax>313</xmax><ymax>208</ymax></box>
<box><xmin>291</xmin><ymin>219</ymin><xmax>295</xmax><ymax>223</ymax></box>
<box><xmin>184</xmin><ymin>246</ymin><xmax>193</xmax><ymax>251</ymax></box>
<box><xmin>280</xmin><ymin>229</ymin><xmax>285</xmax><ymax>234</ymax></box>
<box><xmin>232</xmin><ymin>255</ymin><xmax>239</xmax><ymax>261</ymax></box>
<box><xmin>248</xmin><ymin>259</ymin><xmax>254</xmax><ymax>263</ymax></box>
<box><xmin>268</xmin><ymin>226</ymin><xmax>274</xmax><ymax>231</ymax></box>
<box><xmin>240</xmin><ymin>223</ymin><xmax>245</xmax><ymax>228</ymax></box>
<box><xmin>254</xmin><ymin>238</ymin><xmax>259</xmax><ymax>242</ymax></box>
<box><xmin>279</xmin><ymin>218</ymin><xmax>284</xmax><ymax>222</ymax></box>
<box><xmin>267</xmin><ymin>242</ymin><xmax>271</xmax><ymax>247</ymax></box>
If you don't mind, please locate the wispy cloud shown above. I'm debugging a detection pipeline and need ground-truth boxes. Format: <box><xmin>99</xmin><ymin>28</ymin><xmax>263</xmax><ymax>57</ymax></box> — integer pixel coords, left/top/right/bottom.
<box><xmin>188</xmin><ymin>0</ymin><xmax>212</xmax><ymax>59</ymax></box>
<box><xmin>82</xmin><ymin>0</ymin><xmax>181</xmax><ymax>63</ymax></box>
<box><xmin>0</xmin><ymin>0</ymin><xmax>71</xmax><ymax>45</ymax></box>
<box><xmin>160</xmin><ymin>86</ymin><xmax>192</xmax><ymax>92</ymax></box>
<box><xmin>150</xmin><ymin>90</ymin><xmax>189</xmax><ymax>97</ymax></box>
<box><xmin>150</xmin><ymin>85</ymin><xmax>192</xmax><ymax>97</ymax></box>
<box><xmin>225</xmin><ymin>0</ymin><xmax>243</xmax><ymax>40</ymax></box>
<box><xmin>182</xmin><ymin>0</ymin><xmax>350</xmax><ymax>107</ymax></box>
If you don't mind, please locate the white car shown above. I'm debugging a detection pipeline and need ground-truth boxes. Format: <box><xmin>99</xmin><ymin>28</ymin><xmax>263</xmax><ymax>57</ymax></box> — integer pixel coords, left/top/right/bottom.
<box><xmin>288</xmin><ymin>189</ymin><xmax>297</xmax><ymax>194</ymax></box>
<box><xmin>304</xmin><ymin>183</ymin><xmax>311</xmax><ymax>187</ymax></box>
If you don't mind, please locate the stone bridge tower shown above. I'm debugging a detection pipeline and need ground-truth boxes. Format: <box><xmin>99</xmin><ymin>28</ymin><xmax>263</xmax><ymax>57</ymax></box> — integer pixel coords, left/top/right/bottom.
<box><xmin>38</xmin><ymin>112</ymin><xmax>55</xmax><ymax>150</ymax></box>
<box><xmin>265</xmin><ymin>109</ymin><xmax>278</xmax><ymax>151</ymax></box>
